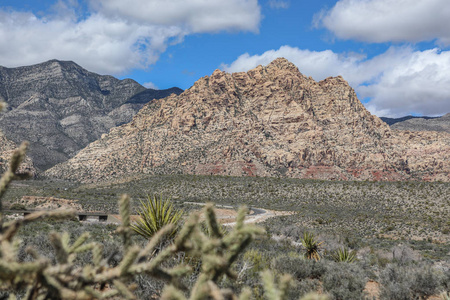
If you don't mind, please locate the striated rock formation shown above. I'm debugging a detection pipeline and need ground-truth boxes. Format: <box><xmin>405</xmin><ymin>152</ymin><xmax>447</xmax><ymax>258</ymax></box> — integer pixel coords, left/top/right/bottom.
<box><xmin>46</xmin><ymin>58</ymin><xmax>450</xmax><ymax>182</ymax></box>
<box><xmin>382</xmin><ymin>113</ymin><xmax>450</xmax><ymax>133</ymax></box>
<box><xmin>0</xmin><ymin>131</ymin><xmax>36</xmax><ymax>176</ymax></box>
<box><xmin>0</xmin><ymin>60</ymin><xmax>182</xmax><ymax>170</ymax></box>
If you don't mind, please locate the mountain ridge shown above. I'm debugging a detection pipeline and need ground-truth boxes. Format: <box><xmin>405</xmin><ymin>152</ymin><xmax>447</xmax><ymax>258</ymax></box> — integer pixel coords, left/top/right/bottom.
<box><xmin>381</xmin><ymin>115</ymin><xmax>440</xmax><ymax>126</ymax></box>
<box><xmin>0</xmin><ymin>59</ymin><xmax>183</xmax><ymax>170</ymax></box>
<box><xmin>46</xmin><ymin>58</ymin><xmax>450</xmax><ymax>182</ymax></box>
<box><xmin>381</xmin><ymin>114</ymin><xmax>450</xmax><ymax>133</ymax></box>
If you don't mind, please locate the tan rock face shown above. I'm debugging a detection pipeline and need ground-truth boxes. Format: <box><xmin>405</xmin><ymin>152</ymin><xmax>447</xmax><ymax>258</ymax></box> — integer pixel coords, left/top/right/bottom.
<box><xmin>0</xmin><ymin>131</ymin><xmax>36</xmax><ymax>176</ymax></box>
<box><xmin>46</xmin><ymin>58</ymin><xmax>450</xmax><ymax>182</ymax></box>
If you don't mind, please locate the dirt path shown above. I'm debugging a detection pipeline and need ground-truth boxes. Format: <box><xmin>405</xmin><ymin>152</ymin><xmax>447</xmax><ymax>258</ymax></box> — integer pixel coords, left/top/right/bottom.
<box><xmin>184</xmin><ymin>202</ymin><xmax>294</xmax><ymax>225</ymax></box>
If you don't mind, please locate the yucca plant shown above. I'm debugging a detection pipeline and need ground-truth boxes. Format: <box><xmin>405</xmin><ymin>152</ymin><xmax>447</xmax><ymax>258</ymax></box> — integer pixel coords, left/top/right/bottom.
<box><xmin>301</xmin><ymin>232</ymin><xmax>323</xmax><ymax>261</ymax></box>
<box><xmin>331</xmin><ymin>247</ymin><xmax>356</xmax><ymax>262</ymax></box>
<box><xmin>131</xmin><ymin>194</ymin><xmax>183</xmax><ymax>239</ymax></box>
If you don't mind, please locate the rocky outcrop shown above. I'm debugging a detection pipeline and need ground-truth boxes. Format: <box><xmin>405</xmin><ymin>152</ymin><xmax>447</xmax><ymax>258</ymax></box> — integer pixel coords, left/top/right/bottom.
<box><xmin>0</xmin><ymin>131</ymin><xmax>36</xmax><ymax>176</ymax></box>
<box><xmin>382</xmin><ymin>114</ymin><xmax>450</xmax><ymax>133</ymax></box>
<box><xmin>0</xmin><ymin>60</ymin><xmax>182</xmax><ymax>170</ymax></box>
<box><xmin>46</xmin><ymin>58</ymin><xmax>450</xmax><ymax>182</ymax></box>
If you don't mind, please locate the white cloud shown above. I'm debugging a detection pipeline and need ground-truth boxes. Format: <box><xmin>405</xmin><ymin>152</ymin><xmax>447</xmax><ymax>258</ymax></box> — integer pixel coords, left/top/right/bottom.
<box><xmin>315</xmin><ymin>0</ymin><xmax>450</xmax><ymax>45</ymax></box>
<box><xmin>0</xmin><ymin>10</ymin><xmax>178</xmax><ymax>74</ymax></box>
<box><xmin>0</xmin><ymin>0</ymin><xmax>261</xmax><ymax>74</ymax></box>
<box><xmin>89</xmin><ymin>0</ymin><xmax>261</xmax><ymax>33</ymax></box>
<box><xmin>221</xmin><ymin>46</ymin><xmax>367</xmax><ymax>85</ymax></box>
<box><xmin>222</xmin><ymin>46</ymin><xmax>450</xmax><ymax>117</ymax></box>
<box><xmin>361</xmin><ymin>48</ymin><xmax>450</xmax><ymax>117</ymax></box>
<box><xmin>143</xmin><ymin>82</ymin><xmax>159</xmax><ymax>90</ymax></box>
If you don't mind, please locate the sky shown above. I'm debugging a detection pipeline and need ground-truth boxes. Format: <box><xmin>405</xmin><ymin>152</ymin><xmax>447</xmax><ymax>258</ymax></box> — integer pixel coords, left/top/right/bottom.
<box><xmin>1</xmin><ymin>0</ymin><xmax>450</xmax><ymax>117</ymax></box>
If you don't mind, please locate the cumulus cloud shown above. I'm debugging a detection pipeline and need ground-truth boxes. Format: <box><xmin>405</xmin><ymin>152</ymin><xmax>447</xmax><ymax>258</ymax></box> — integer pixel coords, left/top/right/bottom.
<box><xmin>222</xmin><ymin>46</ymin><xmax>450</xmax><ymax>117</ymax></box>
<box><xmin>0</xmin><ymin>0</ymin><xmax>261</xmax><ymax>74</ymax></box>
<box><xmin>90</xmin><ymin>0</ymin><xmax>261</xmax><ymax>33</ymax></box>
<box><xmin>0</xmin><ymin>10</ymin><xmax>182</xmax><ymax>74</ymax></box>
<box><xmin>221</xmin><ymin>46</ymin><xmax>367</xmax><ymax>85</ymax></box>
<box><xmin>315</xmin><ymin>0</ymin><xmax>450</xmax><ymax>45</ymax></box>
<box><xmin>361</xmin><ymin>48</ymin><xmax>450</xmax><ymax>117</ymax></box>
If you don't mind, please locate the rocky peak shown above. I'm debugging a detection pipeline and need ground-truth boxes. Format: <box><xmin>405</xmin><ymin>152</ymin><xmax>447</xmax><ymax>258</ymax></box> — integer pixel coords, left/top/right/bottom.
<box><xmin>47</xmin><ymin>58</ymin><xmax>449</xmax><ymax>182</ymax></box>
<box><xmin>0</xmin><ymin>60</ymin><xmax>183</xmax><ymax>171</ymax></box>
<box><xmin>266</xmin><ymin>57</ymin><xmax>302</xmax><ymax>73</ymax></box>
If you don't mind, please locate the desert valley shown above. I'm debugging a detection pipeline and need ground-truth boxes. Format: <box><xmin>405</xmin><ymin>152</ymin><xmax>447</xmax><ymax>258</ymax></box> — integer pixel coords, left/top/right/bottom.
<box><xmin>1</xmin><ymin>1</ymin><xmax>450</xmax><ymax>298</ymax></box>
<box><xmin>0</xmin><ymin>57</ymin><xmax>449</xmax><ymax>299</ymax></box>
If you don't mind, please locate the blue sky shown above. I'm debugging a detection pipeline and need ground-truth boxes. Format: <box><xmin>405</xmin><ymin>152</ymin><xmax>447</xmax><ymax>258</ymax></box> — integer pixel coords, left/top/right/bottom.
<box><xmin>1</xmin><ymin>0</ymin><xmax>449</xmax><ymax>117</ymax></box>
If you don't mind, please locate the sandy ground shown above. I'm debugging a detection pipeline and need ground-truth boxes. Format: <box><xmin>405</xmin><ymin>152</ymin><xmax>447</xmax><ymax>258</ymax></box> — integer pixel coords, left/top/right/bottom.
<box><xmin>11</xmin><ymin>197</ymin><xmax>293</xmax><ymax>226</ymax></box>
<box><xmin>218</xmin><ymin>208</ymin><xmax>294</xmax><ymax>226</ymax></box>
<box><xmin>109</xmin><ymin>207</ymin><xmax>294</xmax><ymax>225</ymax></box>
<box><xmin>19</xmin><ymin>196</ymin><xmax>83</xmax><ymax>211</ymax></box>
<box><xmin>364</xmin><ymin>281</ymin><xmax>380</xmax><ymax>300</ymax></box>
<box><xmin>192</xmin><ymin>206</ymin><xmax>294</xmax><ymax>225</ymax></box>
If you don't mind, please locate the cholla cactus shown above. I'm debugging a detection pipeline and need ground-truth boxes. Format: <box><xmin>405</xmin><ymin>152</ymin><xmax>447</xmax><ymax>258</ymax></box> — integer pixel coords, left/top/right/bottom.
<box><xmin>1</xmin><ymin>102</ymin><xmax>325</xmax><ymax>299</ymax></box>
<box><xmin>1</xmin><ymin>181</ymin><xmax>324</xmax><ymax>299</ymax></box>
<box><xmin>0</xmin><ymin>148</ymin><xmax>278</xmax><ymax>300</ymax></box>
<box><xmin>0</xmin><ymin>189</ymin><xmax>264</xmax><ymax>299</ymax></box>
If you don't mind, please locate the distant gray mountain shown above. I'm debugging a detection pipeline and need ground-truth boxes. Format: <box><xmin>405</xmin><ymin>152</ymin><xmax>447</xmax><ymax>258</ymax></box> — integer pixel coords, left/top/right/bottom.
<box><xmin>0</xmin><ymin>60</ymin><xmax>182</xmax><ymax>170</ymax></box>
<box><xmin>381</xmin><ymin>114</ymin><xmax>450</xmax><ymax>133</ymax></box>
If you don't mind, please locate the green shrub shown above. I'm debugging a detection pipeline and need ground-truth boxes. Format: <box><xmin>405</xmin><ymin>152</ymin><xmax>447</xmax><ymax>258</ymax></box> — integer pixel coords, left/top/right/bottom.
<box><xmin>322</xmin><ymin>262</ymin><xmax>367</xmax><ymax>300</ymax></box>
<box><xmin>379</xmin><ymin>264</ymin><xmax>413</xmax><ymax>300</ymax></box>
<box><xmin>379</xmin><ymin>263</ymin><xmax>443</xmax><ymax>300</ymax></box>
<box><xmin>273</xmin><ymin>256</ymin><xmax>326</xmax><ymax>280</ymax></box>
<box><xmin>131</xmin><ymin>193</ymin><xmax>183</xmax><ymax>239</ymax></box>
<box><xmin>9</xmin><ymin>203</ymin><xmax>27</xmax><ymax>210</ymax></box>
<box><xmin>301</xmin><ymin>232</ymin><xmax>323</xmax><ymax>261</ymax></box>
<box><xmin>392</xmin><ymin>244</ymin><xmax>417</xmax><ymax>264</ymax></box>
<box><xmin>411</xmin><ymin>266</ymin><xmax>443</xmax><ymax>299</ymax></box>
<box><xmin>288</xmin><ymin>278</ymin><xmax>321</xmax><ymax>299</ymax></box>
<box><xmin>443</xmin><ymin>269</ymin><xmax>450</xmax><ymax>292</ymax></box>
<box><xmin>331</xmin><ymin>247</ymin><xmax>356</xmax><ymax>263</ymax></box>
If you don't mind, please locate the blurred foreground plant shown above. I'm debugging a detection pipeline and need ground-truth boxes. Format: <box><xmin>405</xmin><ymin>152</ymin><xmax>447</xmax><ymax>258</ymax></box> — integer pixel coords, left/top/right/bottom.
<box><xmin>0</xmin><ymin>101</ymin><xmax>326</xmax><ymax>299</ymax></box>
<box><xmin>0</xmin><ymin>159</ymin><xmax>324</xmax><ymax>299</ymax></box>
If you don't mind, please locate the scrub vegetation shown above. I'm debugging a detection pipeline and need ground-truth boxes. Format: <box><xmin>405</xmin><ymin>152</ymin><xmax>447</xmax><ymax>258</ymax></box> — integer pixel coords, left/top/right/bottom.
<box><xmin>1</xmin><ymin>102</ymin><xmax>449</xmax><ymax>299</ymax></box>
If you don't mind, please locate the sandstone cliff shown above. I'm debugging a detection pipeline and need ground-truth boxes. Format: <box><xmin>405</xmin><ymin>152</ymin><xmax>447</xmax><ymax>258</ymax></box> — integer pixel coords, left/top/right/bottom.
<box><xmin>0</xmin><ymin>60</ymin><xmax>182</xmax><ymax>170</ymax></box>
<box><xmin>46</xmin><ymin>58</ymin><xmax>450</xmax><ymax>182</ymax></box>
